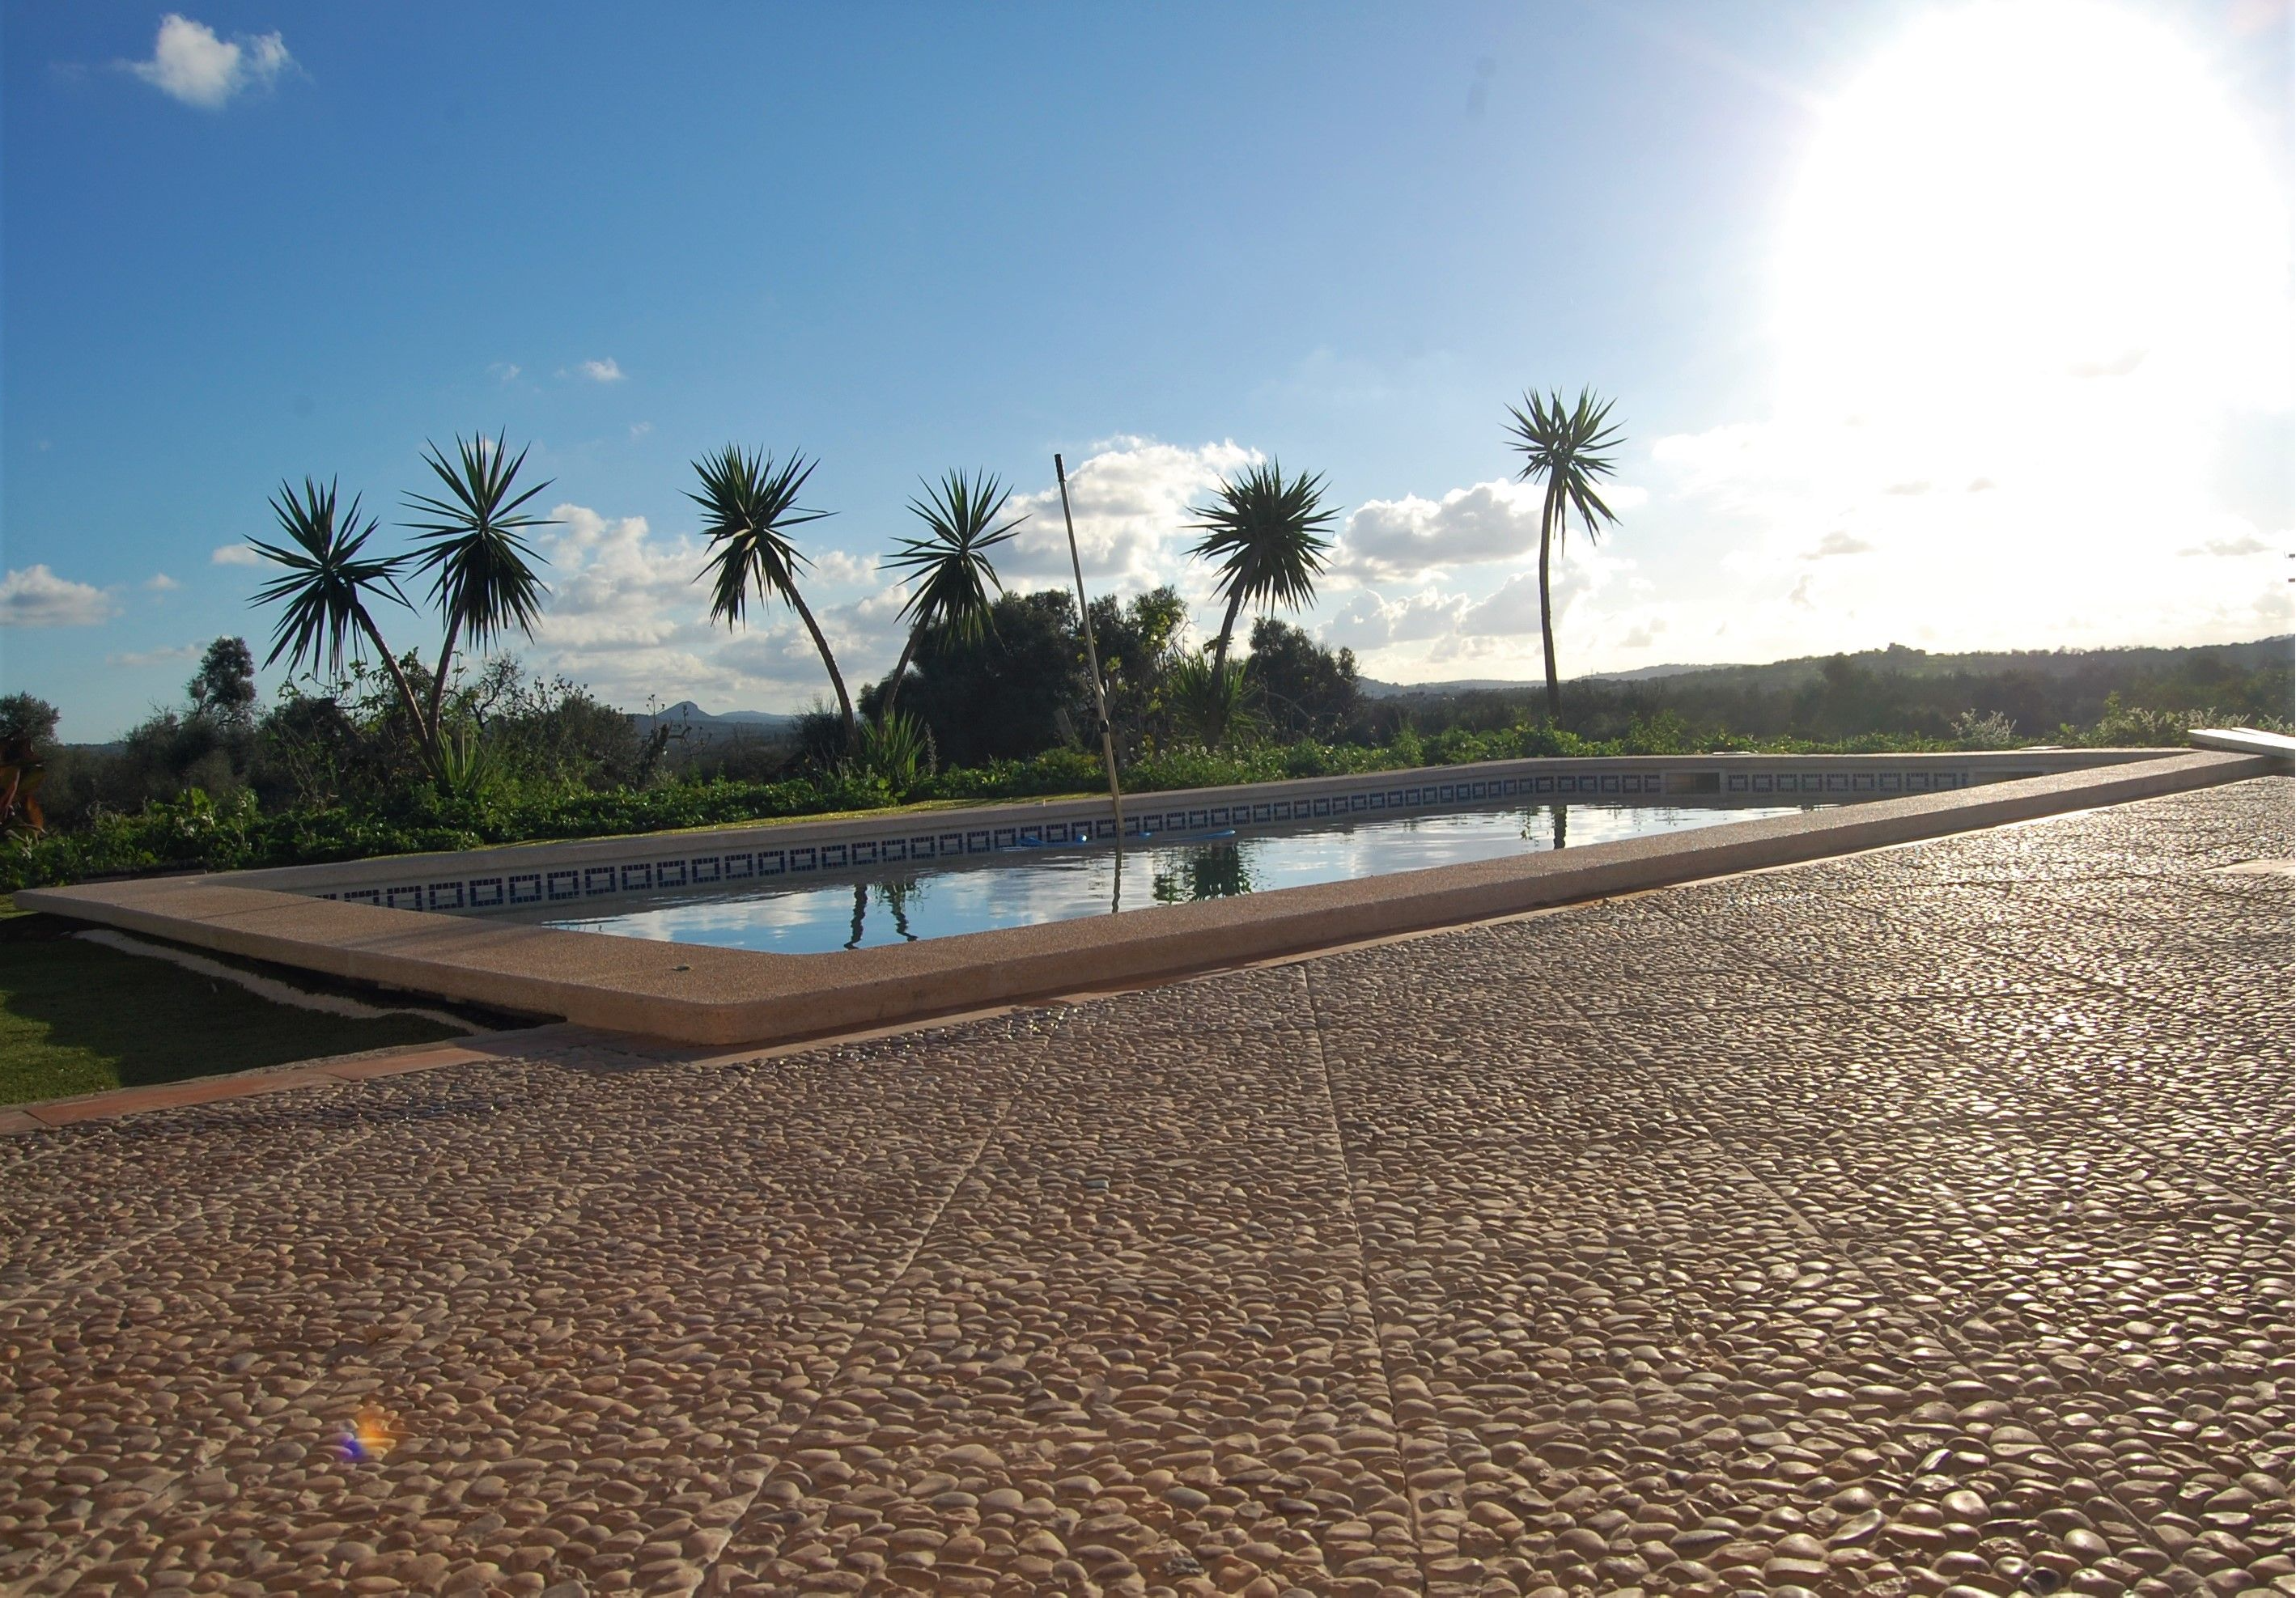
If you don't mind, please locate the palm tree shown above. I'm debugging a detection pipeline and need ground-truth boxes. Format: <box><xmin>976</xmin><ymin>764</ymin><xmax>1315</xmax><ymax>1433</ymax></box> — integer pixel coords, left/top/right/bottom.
<box><xmin>690</xmin><ymin>445</ymin><xmax>855</xmax><ymax>744</ymax></box>
<box><xmin>249</xmin><ymin>477</ymin><xmax>438</xmax><ymax>776</ymax></box>
<box><xmin>879</xmin><ymin>470</ymin><xmax>1026</xmax><ymax>717</ymax></box>
<box><xmin>1504</xmin><ymin>387</ymin><xmax>1624</xmax><ymax>722</ymax></box>
<box><xmin>1186</xmin><ymin>460</ymin><xmax>1339</xmax><ymax>689</ymax></box>
<box><xmin>403</xmin><ymin>431</ymin><xmax>557</xmax><ymax>755</ymax></box>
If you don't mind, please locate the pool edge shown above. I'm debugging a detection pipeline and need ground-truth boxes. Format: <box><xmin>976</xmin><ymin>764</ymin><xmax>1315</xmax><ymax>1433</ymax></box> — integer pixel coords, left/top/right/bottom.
<box><xmin>18</xmin><ymin>750</ymin><xmax>2271</xmax><ymax>1048</ymax></box>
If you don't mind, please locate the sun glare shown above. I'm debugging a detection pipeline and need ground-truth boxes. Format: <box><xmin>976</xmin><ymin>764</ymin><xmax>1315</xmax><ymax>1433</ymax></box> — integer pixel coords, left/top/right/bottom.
<box><xmin>1779</xmin><ymin>0</ymin><xmax>2285</xmax><ymax>439</ymax></box>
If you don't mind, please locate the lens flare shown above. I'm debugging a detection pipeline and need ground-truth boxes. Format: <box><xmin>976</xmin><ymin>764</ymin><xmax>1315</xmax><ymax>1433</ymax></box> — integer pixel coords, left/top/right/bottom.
<box><xmin>334</xmin><ymin>1403</ymin><xmax>402</xmax><ymax>1463</ymax></box>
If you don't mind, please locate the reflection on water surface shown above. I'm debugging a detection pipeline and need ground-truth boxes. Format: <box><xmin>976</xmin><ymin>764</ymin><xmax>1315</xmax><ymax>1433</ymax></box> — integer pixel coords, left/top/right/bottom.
<box><xmin>529</xmin><ymin>799</ymin><xmax>1817</xmax><ymax>955</ymax></box>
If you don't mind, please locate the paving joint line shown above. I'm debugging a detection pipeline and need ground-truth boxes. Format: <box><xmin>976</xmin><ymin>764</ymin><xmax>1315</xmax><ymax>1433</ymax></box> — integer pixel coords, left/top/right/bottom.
<box><xmin>7</xmin><ymin>1036</ymin><xmax>808</xmax><ymax>1595</ymax></box>
<box><xmin>0</xmin><ymin>1109</ymin><xmax>395</xmax><ymax>1315</ymax></box>
<box><xmin>1671</xmin><ymin>1092</ymin><xmax>2213</xmax><ymax>1582</ymax></box>
<box><xmin>677</xmin><ymin>1017</ymin><xmax>1055</xmax><ymax>1596</ymax></box>
<box><xmin>1655</xmin><ymin>877</ymin><xmax>2277</xmax><ymax>1219</ymax></box>
<box><xmin>5</xmin><ymin>1042</ymin><xmax>758</xmax><ymax>1595</ymax></box>
<box><xmin>1635</xmin><ymin>816</ymin><xmax>2284</xmax><ymax>1578</ymax></box>
<box><xmin>1301</xmin><ymin>963</ymin><xmax>1436</xmax><ymax>1598</ymax></box>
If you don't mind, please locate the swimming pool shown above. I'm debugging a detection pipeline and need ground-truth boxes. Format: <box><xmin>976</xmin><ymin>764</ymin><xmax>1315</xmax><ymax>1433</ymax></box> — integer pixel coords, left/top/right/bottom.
<box><xmin>521</xmin><ymin>798</ymin><xmax>1822</xmax><ymax>955</ymax></box>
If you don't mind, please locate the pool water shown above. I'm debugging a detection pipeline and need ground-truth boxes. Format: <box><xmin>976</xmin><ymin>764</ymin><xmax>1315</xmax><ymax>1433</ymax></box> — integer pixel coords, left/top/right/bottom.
<box><xmin>525</xmin><ymin>799</ymin><xmax>1820</xmax><ymax>955</ymax></box>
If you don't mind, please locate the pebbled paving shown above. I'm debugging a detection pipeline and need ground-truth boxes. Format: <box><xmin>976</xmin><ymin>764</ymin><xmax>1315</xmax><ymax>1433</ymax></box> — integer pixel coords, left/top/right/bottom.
<box><xmin>0</xmin><ymin>776</ymin><xmax>2288</xmax><ymax>1598</ymax></box>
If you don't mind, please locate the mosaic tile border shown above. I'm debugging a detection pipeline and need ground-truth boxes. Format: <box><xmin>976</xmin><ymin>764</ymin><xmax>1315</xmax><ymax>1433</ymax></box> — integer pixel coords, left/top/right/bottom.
<box><xmin>309</xmin><ymin>762</ymin><xmax>1979</xmax><ymax>917</ymax></box>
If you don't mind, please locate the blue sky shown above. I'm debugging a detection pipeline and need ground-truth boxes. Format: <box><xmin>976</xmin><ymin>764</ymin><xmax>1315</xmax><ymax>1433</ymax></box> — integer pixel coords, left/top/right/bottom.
<box><xmin>6</xmin><ymin>1</ymin><xmax>2290</xmax><ymax>739</ymax></box>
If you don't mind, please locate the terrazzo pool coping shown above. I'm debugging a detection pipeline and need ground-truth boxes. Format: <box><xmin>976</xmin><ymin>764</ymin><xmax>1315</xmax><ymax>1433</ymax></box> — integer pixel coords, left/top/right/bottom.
<box><xmin>16</xmin><ymin>748</ymin><xmax>2267</xmax><ymax>1050</ymax></box>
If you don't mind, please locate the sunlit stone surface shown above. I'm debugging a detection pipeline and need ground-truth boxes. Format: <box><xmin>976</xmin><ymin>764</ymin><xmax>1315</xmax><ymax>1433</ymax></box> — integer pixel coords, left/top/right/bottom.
<box><xmin>2</xmin><ymin>778</ymin><xmax>2287</xmax><ymax>1597</ymax></box>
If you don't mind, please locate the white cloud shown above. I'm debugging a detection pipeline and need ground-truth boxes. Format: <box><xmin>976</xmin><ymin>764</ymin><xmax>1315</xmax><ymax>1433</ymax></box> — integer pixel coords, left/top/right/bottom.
<box><xmin>125</xmin><ymin>15</ymin><xmax>293</xmax><ymax>109</ymax></box>
<box><xmin>1338</xmin><ymin>481</ymin><xmax>1538</xmax><ymax>579</ymax></box>
<box><xmin>999</xmin><ymin>437</ymin><xmax>1261</xmax><ymax>604</ymax></box>
<box><xmin>809</xmin><ymin>549</ymin><xmax>879</xmax><ymax>586</ymax></box>
<box><xmin>2180</xmin><ymin>532</ymin><xmax>2276</xmax><ymax>558</ymax></box>
<box><xmin>628</xmin><ymin>421</ymin><xmax>652</xmax><ymax>439</ymax></box>
<box><xmin>520</xmin><ymin>503</ymin><xmax>905</xmax><ymax>714</ymax></box>
<box><xmin>1802</xmin><ymin>532</ymin><xmax>1874</xmax><ymax>560</ymax></box>
<box><xmin>211</xmin><ymin>544</ymin><xmax>261</xmax><ymax>566</ymax></box>
<box><xmin>1335</xmin><ymin>479</ymin><xmax>1650</xmax><ymax>582</ymax></box>
<box><xmin>490</xmin><ymin>362</ymin><xmax>521</xmax><ymax>384</ymax></box>
<box><xmin>1322</xmin><ymin>588</ymin><xmax>1471</xmax><ymax>651</ymax></box>
<box><xmin>577</xmin><ymin>358</ymin><xmax>626</xmax><ymax>384</ymax></box>
<box><xmin>0</xmin><ymin>566</ymin><xmax>119</xmax><ymax>627</ymax></box>
<box><xmin>108</xmin><ymin>641</ymin><xmax>204</xmax><ymax>668</ymax></box>
<box><xmin>145</xmin><ymin>572</ymin><xmax>181</xmax><ymax>591</ymax></box>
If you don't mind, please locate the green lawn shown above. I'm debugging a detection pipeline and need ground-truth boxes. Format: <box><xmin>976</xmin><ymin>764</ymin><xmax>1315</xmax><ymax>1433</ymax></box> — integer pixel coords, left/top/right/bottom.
<box><xmin>0</xmin><ymin>901</ymin><xmax>466</xmax><ymax>1108</ymax></box>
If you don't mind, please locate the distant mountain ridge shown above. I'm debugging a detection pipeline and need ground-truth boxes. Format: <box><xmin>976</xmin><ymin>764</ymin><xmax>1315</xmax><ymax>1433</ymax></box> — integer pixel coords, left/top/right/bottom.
<box><xmin>1361</xmin><ymin>663</ymin><xmax>1729</xmax><ymax>697</ymax></box>
<box><xmin>1360</xmin><ymin>636</ymin><xmax>2291</xmax><ymax>700</ymax></box>
<box><xmin>632</xmin><ymin>701</ymin><xmax>800</xmax><ymax>743</ymax></box>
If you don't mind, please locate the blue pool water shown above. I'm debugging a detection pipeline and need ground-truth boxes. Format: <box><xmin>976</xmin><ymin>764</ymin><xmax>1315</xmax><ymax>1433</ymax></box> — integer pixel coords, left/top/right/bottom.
<box><xmin>526</xmin><ymin>799</ymin><xmax>1819</xmax><ymax>955</ymax></box>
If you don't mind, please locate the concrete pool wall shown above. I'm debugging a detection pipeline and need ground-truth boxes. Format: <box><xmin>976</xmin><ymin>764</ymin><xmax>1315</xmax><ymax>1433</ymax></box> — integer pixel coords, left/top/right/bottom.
<box><xmin>16</xmin><ymin>748</ymin><xmax>2267</xmax><ymax>1048</ymax></box>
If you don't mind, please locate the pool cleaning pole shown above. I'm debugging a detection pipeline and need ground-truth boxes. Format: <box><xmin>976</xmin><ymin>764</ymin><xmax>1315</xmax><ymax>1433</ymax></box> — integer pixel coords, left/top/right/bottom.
<box><xmin>1055</xmin><ymin>452</ymin><xmax>1126</xmax><ymax>843</ymax></box>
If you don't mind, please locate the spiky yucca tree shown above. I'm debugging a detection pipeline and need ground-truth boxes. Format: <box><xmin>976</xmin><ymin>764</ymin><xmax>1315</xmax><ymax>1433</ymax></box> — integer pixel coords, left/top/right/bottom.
<box><xmin>1186</xmin><ymin>461</ymin><xmax>1338</xmax><ymax>744</ymax></box>
<box><xmin>250</xmin><ymin>477</ymin><xmax>439</xmax><ymax>776</ymax></box>
<box><xmin>690</xmin><ymin>446</ymin><xmax>854</xmax><ymax>745</ymax></box>
<box><xmin>402</xmin><ymin>431</ymin><xmax>557</xmax><ymax>750</ymax></box>
<box><xmin>1504</xmin><ymin>387</ymin><xmax>1623</xmax><ymax>722</ymax></box>
<box><xmin>880</xmin><ymin>469</ymin><xmax>1026</xmax><ymax>717</ymax></box>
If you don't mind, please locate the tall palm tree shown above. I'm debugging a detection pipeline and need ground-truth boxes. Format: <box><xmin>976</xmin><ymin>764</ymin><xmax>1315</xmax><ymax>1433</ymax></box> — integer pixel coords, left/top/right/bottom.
<box><xmin>1504</xmin><ymin>387</ymin><xmax>1624</xmax><ymax>721</ymax></box>
<box><xmin>690</xmin><ymin>446</ymin><xmax>854</xmax><ymax>744</ymax></box>
<box><xmin>1186</xmin><ymin>460</ymin><xmax>1339</xmax><ymax>687</ymax></box>
<box><xmin>250</xmin><ymin>477</ymin><xmax>437</xmax><ymax>775</ymax></box>
<box><xmin>879</xmin><ymin>470</ymin><xmax>1026</xmax><ymax>716</ymax></box>
<box><xmin>403</xmin><ymin>431</ymin><xmax>557</xmax><ymax>752</ymax></box>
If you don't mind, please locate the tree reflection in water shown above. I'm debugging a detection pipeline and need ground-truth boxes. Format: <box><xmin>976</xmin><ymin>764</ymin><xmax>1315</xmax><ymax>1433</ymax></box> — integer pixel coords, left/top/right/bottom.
<box><xmin>843</xmin><ymin>877</ymin><xmax>924</xmax><ymax>948</ymax></box>
<box><xmin>1520</xmin><ymin>803</ymin><xmax>1569</xmax><ymax>850</ymax></box>
<box><xmin>1152</xmin><ymin>843</ymin><xmax>1255</xmax><ymax>904</ymax></box>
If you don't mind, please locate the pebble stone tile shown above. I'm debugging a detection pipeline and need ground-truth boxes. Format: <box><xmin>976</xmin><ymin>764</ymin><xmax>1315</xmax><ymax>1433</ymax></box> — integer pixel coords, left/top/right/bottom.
<box><xmin>0</xmin><ymin>776</ymin><xmax>2287</xmax><ymax>1598</ymax></box>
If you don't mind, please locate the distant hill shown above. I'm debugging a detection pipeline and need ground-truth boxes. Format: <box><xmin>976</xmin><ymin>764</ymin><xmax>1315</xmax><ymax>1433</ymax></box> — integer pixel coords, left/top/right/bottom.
<box><xmin>632</xmin><ymin>701</ymin><xmax>800</xmax><ymax>744</ymax></box>
<box><xmin>1360</xmin><ymin>638</ymin><xmax>2291</xmax><ymax>701</ymax></box>
<box><xmin>1580</xmin><ymin>662</ymin><xmax>1738</xmax><ymax>684</ymax></box>
<box><xmin>1362</xmin><ymin>663</ymin><xmax>1733</xmax><ymax>697</ymax></box>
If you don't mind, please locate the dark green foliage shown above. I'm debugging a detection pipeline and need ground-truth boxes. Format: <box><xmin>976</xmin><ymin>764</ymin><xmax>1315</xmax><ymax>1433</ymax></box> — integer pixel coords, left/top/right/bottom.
<box><xmin>0</xmin><ymin>696</ymin><xmax>59</xmax><ymax>748</ymax></box>
<box><xmin>1088</xmin><ymin>587</ymin><xmax>1190</xmax><ymax>759</ymax></box>
<box><xmin>868</xmin><ymin>590</ymin><xmax>1091</xmax><ymax>768</ymax></box>
<box><xmin>1243</xmin><ymin>618</ymin><xmax>1360</xmax><ymax>740</ymax></box>
<box><xmin>187</xmin><ymin>638</ymin><xmax>258</xmax><ymax>727</ymax></box>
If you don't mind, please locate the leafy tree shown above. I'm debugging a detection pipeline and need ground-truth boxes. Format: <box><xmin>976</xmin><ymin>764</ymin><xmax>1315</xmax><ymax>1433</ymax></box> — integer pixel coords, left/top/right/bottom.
<box><xmin>188</xmin><ymin>637</ymin><xmax>258</xmax><ymax>727</ymax></box>
<box><xmin>880</xmin><ymin>470</ymin><xmax>1025</xmax><ymax>717</ymax></box>
<box><xmin>1186</xmin><ymin>461</ymin><xmax>1340</xmax><ymax>689</ymax></box>
<box><xmin>1504</xmin><ymin>387</ymin><xmax>1624</xmax><ymax>721</ymax></box>
<box><xmin>1089</xmin><ymin>586</ymin><xmax>1190</xmax><ymax>757</ymax></box>
<box><xmin>874</xmin><ymin>589</ymin><xmax>1089</xmax><ymax>766</ymax></box>
<box><xmin>0</xmin><ymin>694</ymin><xmax>60</xmax><ymax>749</ymax></box>
<box><xmin>690</xmin><ymin>446</ymin><xmax>855</xmax><ymax>745</ymax></box>
<box><xmin>0</xmin><ymin>695</ymin><xmax>55</xmax><ymax>841</ymax></box>
<box><xmin>1243</xmin><ymin>618</ymin><xmax>1360</xmax><ymax>740</ymax></box>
